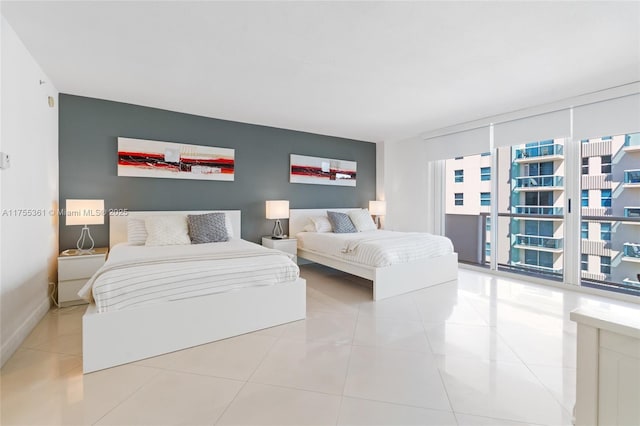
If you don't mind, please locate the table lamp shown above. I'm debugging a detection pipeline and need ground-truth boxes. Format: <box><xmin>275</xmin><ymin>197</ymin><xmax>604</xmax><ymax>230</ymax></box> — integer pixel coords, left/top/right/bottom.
<box><xmin>66</xmin><ymin>199</ymin><xmax>104</xmax><ymax>253</ymax></box>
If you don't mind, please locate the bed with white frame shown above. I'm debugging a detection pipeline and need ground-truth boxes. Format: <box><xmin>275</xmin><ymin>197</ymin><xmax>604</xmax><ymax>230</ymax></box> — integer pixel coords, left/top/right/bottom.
<box><xmin>290</xmin><ymin>208</ymin><xmax>458</xmax><ymax>300</ymax></box>
<box><xmin>82</xmin><ymin>210</ymin><xmax>306</xmax><ymax>374</ymax></box>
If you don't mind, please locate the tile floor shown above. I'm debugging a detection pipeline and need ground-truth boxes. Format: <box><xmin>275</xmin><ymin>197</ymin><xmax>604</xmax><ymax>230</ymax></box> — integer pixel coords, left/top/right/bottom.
<box><xmin>2</xmin><ymin>265</ymin><xmax>639</xmax><ymax>425</ymax></box>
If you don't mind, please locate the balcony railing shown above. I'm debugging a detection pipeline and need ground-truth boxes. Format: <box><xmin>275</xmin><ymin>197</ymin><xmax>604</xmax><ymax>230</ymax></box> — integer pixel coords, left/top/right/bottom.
<box><xmin>624</xmin><ymin>170</ymin><xmax>640</xmax><ymax>185</ymax></box>
<box><xmin>511</xmin><ymin>262</ymin><xmax>563</xmax><ymax>274</ymax></box>
<box><xmin>623</xmin><ymin>243</ymin><xmax>640</xmax><ymax>259</ymax></box>
<box><xmin>622</xmin><ymin>278</ymin><xmax>640</xmax><ymax>289</ymax></box>
<box><xmin>624</xmin><ymin>134</ymin><xmax>640</xmax><ymax>150</ymax></box>
<box><xmin>513</xmin><ymin>205</ymin><xmax>563</xmax><ymax>215</ymax></box>
<box><xmin>515</xmin><ymin>234</ymin><xmax>563</xmax><ymax>249</ymax></box>
<box><xmin>514</xmin><ymin>234</ymin><xmax>563</xmax><ymax>249</ymax></box>
<box><xmin>514</xmin><ymin>175</ymin><xmax>564</xmax><ymax>189</ymax></box>
<box><xmin>624</xmin><ymin>207</ymin><xmax>640</xmax><ymax>218</ymax></box>
<box><xmin>515</xmin><ymin>144</ymin><xmax>563</xmax><ymax>159</ymax></box>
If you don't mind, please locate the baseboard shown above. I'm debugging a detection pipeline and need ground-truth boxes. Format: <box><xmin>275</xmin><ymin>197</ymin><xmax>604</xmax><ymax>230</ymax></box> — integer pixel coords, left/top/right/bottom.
<box><xmin>0</xmin><ymin>296</ymin><xmax>50</xmax><ymax>367</ymax></box>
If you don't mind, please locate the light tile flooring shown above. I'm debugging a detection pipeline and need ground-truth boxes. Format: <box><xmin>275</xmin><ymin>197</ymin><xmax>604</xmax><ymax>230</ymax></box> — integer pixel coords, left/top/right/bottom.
<box><xmin>2</xmin><ymin>265</ymin><xmax>639</xmax><ymax>425</ymax></box>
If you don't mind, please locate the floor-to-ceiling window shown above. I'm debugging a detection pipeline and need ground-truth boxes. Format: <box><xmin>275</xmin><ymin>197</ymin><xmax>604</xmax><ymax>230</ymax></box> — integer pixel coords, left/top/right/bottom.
<box><xmin>444</xmin><ymin>153</ymin><xmax>492</xmax><ymax>267</ymax></box>
<box><xmin>496</xmin><ymin>139</ymin><xmax>565</xmax><ymax>281</ymax></box>
<box><xmin>580</xmin><ymin>133</ymin><xmax>640</xmax><ymax>295</ymax></box>
<box><xmin>434</xmin><ymin>92</ymin><xmax>639</xmax><ymax>298</ymax></box>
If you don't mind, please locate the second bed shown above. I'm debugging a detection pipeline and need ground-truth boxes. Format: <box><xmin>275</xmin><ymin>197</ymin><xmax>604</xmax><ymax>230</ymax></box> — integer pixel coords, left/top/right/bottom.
<box><xmin>290</xmin><ymin>208</ymin><xmax>458</xmax><ymax>300</ymax></box>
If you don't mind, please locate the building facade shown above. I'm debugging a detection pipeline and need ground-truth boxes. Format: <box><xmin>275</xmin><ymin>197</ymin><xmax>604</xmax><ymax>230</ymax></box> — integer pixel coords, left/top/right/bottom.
<box><xmin>445</xmin><ymin>132</ymin><xmax>640</xmax><ymax>293</ymax></box>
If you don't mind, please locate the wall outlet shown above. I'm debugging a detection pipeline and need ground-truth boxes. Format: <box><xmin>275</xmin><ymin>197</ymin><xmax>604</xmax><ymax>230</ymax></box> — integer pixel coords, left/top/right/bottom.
<box><xmin>0</xmin><ymin>152</ymin><xmax>10</xmax><ymax>169</ymax></box>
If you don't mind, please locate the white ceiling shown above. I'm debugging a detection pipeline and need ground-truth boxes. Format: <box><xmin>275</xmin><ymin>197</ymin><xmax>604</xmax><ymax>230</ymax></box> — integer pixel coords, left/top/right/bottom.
<box><xmin>2</xmin><ymin>1</ymin><xmax>639</xmax><ymax>143</ymax></box>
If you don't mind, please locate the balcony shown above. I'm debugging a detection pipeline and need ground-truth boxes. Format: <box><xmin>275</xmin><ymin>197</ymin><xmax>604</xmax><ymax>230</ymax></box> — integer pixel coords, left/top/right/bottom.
<box><xmin>624</xmin><ymin>207</ymin><xmax>640</xmax><ymax>219</ymax></box>
<box><xmin>514</xmin><ymin>144</ymin><xmax>563</xmax><ymax>162</ymax></box>
<box><xmin>623</xmin><ymin>169</ymin><xmax>640</xmax><ymax>187</ymax></box>
<box><xmin>622</xmin><ymin>243</ymin><xmax>640</xmax><ymax>262</ymax></box>
<box><xmin>514</xmin><ymin>234</ymin><xmax>563</xmax><ymax>252</ymax></box>
<box><xmin>513</xmin><ymin>205</ymin><xmax>563</xmax><ymax>215</ymax></box>
<box><xmin>511</xmin><ymin>262</ymin><xmax>563</xmax><ymax>274</ymax></box>
<box><xmin>581</xmin><ymin>239</ymin><xmax>611</xmax><ymax>256</ymax></box>
<box><xmin>622</xmin><ymin>278</ymin><xmax>640</xmax><ymax>289</ymax></box>
<box><xmin>623</xmin><ymin>134</ymin><xmax>640</xmax><ymax>152</ymax></box>
<box><xmin>582</xmin><ymin>271</ymin><xmax>607</xmax><ymax>282</ymax></box>
<box><xmin>514</xmin><ymin>175</ymin><xmax>564</xmax><ymax>191</ymax></box>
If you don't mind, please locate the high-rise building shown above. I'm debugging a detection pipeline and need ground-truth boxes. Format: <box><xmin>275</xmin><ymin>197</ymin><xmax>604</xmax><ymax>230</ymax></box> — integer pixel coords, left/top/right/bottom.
<box><xmin>445</xmin><ymin>132</ymin><xmax>640</xmax><ymax>294</ymax></box>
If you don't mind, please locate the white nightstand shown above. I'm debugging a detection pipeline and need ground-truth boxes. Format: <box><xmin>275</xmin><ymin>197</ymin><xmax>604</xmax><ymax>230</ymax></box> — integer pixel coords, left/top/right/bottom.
<box><xmin>262</xmin><ymin>237</ymin><xmax>297</xmax><ymax>263</ymax></box>
<box><xmin>57</xmin><ymin>248</ymin><xmax>108</xmax><ymax>307</ymax></box>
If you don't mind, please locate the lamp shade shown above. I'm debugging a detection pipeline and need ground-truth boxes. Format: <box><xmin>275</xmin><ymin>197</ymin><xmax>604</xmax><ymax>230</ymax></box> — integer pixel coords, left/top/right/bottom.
<box><xmin>66</xmin><ymin>199</ymin><xmax>105</xmax><ymax>226</ymax></box>
<box><xmin>266</xmin><ymin>200</ymin><xmax>289</xmax><ymax>219</ymax></box>
<box><xmin>369</xmin><ymin>200</ymin><xmax>386</xmax><ymax>216</ymax></box>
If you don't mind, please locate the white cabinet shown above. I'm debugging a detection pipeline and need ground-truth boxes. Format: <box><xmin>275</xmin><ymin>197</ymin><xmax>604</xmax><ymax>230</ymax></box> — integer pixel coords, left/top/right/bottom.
<box><xmin>57</xmin><ymin>248</ymin><xmax>108</xmax><ymax>307</ymax></box>
<box><xmin>261</xmin><ymin>237</ymin><xmax>297</xmax><ymax>263</ymax></box>
<box><xmin>571</xmin><ymin>307</ymin><xmax>640</xmax><ymax>426</ymax></box>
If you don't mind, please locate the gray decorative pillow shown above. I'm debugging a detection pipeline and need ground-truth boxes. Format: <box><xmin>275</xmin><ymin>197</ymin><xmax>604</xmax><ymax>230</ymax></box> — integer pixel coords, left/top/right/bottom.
<box><xmin>326</xmin><ymin>211</ymin><xmax>357</xmax><ymax>233</ymax></box>
<box><xmin>188</xmin><ymin>213</ymin><xmax>229</xmax><ymax>244</ymax></box>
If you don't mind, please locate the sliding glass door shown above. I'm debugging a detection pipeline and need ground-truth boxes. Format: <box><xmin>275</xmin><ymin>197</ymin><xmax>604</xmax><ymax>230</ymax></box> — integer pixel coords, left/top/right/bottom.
<box><xmin>444</xmin><ymin>152</ymin><xmax>492</xmax><ymax>267</ymax></box>
<box><xmin>495</xmin><ymin>140</ymin><xmax>565</xmax><ymax>281</ymax></box>
<box><xmin>580</xmin><ymin>133</ymin><xmax>640</xmax><ymax>295</ymax></box>
<box><xmin>435</xmin><ymin>93</ymin><xmax>639</xmax><ymax>298</ymax></box>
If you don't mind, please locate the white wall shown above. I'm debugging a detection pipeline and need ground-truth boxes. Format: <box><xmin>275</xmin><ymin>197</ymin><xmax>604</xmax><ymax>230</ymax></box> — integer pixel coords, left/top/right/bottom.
<box><xmin>0</xmin><ymin>16</ymin><xmax>59</xmax><ymax>366</ymax></box>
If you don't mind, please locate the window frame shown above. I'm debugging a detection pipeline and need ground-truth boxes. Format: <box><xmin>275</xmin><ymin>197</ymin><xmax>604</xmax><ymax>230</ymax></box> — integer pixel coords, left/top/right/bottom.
<box><xmin>581</xmin><ymin>222</ymin><xmax>589</xmax><ymax>239</ymax></box>
<box><xmin>600</xmin><ymin>256</ymin><xmax>611</xmax><ymax>275</ymax></box>
<box><xmin>601</xmin><ymin>155</ymin><xmax>612</xmax><ymax>174</ymax></box>
<box><xmin>581</xmin><ymin>157</ymin><xmax>589</xmax><ymax>174</ymax></box>
<box><xmin>600</xmin><ymin>222</ymin><xmax>611</xmax><ymax>241</ymax></box>
<box><xmin>600</xmin><ymin>189</ymin><xmax>612</xmax><ymax>207</ymax></box>
<box><xmin>480</xmin><ymin>167</ymin><xmax>491</xmax><ymax>181</ymax></box>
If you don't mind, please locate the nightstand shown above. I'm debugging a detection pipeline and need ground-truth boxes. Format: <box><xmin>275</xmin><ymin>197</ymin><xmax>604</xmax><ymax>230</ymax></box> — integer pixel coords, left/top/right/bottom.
<box><xmin>261</xmin><ymin>237</ymin><xmax>297</xmax><ymax>263</ymax></box>
<box><xmin>57</xmin><ymin>248</ymin><xmax>108</xmax><ymax>307</ymax></box>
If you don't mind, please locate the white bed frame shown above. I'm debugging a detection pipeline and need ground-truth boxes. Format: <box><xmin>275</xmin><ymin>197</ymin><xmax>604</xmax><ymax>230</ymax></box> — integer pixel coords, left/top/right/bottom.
<box><xmin>290</xmin><ymin>208</ymin><xmax>458</xmax><ymax>301</ymax></box>
<box><xmin>82</xmin><ymin>210</ymin><xmax>306</xmax><ymax>373</ymax></box>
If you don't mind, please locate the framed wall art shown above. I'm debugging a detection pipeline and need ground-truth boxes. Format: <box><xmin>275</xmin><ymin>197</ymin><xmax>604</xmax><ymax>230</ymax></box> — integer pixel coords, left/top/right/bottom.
<box><xmin>117</xmin><ymin>137</ymin><xmax>234</xmax><ymax>181</ymax></box>
<box><xmin>290</xmin><ymin>154</ymin><xmax>356</xmax><ymax>187</ymax></box>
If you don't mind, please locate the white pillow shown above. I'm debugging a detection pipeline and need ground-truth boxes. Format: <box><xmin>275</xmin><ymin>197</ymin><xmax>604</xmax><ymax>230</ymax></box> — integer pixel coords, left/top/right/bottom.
<box><xmin>224</xmin><ymin>213</ymin><xmax>234</xmax><ymax>238</ymax></box>
<box><xmin>348</xmin><ymin>209</ymin><xmax>377</xmax><ymax>232</ymax></box>
<box><xmin>127</xmin><ymin>218</ymin><xmax>148</xmax><ymax>245</ymax></box>
<box><xmin>310</xmin><ymin>216</ymin><xmax>332</xmax><ymax>233</ymax></box>
<box><xmin>144</xmin><ymin>215</ymin><xmax>191</xmax><ymax>246</ymax></box>
<box><xmin>303</xmin><ymin>223</ymin><xmax>316</xmax><ymax>232</ymax></box>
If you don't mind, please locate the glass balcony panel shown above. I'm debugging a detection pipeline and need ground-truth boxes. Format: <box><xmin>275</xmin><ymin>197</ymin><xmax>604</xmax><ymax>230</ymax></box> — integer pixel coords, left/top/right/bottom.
<box><xmin>623</xmin><ymin>278</ymin><xmax>640</xmax><ymax>289</ymax></box>
<box><xmin>514</xmin><ymin>175</ymin><xmax>564</xmax><ymax>188</ymax></box>
<box><xmin>623</xmin><ymin>243</ymin><xmax>640</xmax><ymax>259</ymax></box>
<box><xmin>513</xmin><ymin>205</ymin><xmax>563</xmax><ymax>215</ymax></box>
<box><xmin>624</xmin><ymin>133</ymin><xmax>640</xmax><ymax>148</ymax></box>
<box><xmin>515</xmin><ymin>144</ymin><xmax>563</xmax><ymax>159</ymax></box>
<box><xmin>625</xmin><ymin>207</ymin><xmax>640</xmax><ymax>218</ymax></box>
<box><xmin>624</xmin><ymin>170</ymin><xmax>640</xmax><ymax>184</ymax></box>
<box><xmin>511</xmin><ymin>262</ymin><xmax>563</xmax><ymax>274</ymax></box>
<box><xmin>514</xmin><ymin>234</ymin><xmax>563</xmax><ymax>249</ymax></box>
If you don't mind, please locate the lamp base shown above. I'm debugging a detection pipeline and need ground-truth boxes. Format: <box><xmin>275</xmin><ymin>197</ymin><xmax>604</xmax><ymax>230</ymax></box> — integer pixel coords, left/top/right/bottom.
<box><xmin>77</xmin><ymin>225</ymin><xmax>95</xmax><ymax>253</ymax></box>
<box><xmin>375</xmin><ymin>216</ymin><xmax>383</xmax><ymax>230</ymax></box>
<box><xmin>272</xmin><ymin>219</ymin><xmax>285</xmax><ymax>239</ymax></box>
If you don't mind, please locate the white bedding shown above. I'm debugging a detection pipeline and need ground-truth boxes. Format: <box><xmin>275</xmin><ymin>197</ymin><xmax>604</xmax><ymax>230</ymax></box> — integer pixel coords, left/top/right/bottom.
<box><xmin>296</xmin><ymin>230</ymin><xmax>454</xmax><ymax>267</ymax></box>
<box><xmin>79</xmin><ymin>239</ymin><xmax>300</xmax><ymax>313</ymax></box>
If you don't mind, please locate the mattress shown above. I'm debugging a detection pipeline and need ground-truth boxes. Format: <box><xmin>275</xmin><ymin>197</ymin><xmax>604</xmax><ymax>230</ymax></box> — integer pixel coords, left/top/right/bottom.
<box><xmin>296</xmin><ymin>230</ymin><xmax>454</xmax><ymax>267</ymax></box>
<box><xmin>78</xmin><ymin>239</ymin><xmax>300</xmax><ymax>313</ymax></box>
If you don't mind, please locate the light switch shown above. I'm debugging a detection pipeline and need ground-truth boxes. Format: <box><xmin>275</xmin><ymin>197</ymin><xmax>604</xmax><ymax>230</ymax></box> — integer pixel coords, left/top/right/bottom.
<box><xmin>0</xmin><ymin>152</ymin><xmax>10</xmax><ymax>169</ymax></box>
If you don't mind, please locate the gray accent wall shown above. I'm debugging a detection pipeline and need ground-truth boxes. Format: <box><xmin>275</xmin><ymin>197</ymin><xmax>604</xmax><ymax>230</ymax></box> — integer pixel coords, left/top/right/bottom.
<box><xmin>59</xmin><ymin>94</ymin><xmax>376</xmax><ymax>249</ymax></box>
